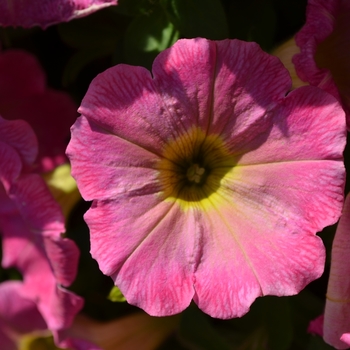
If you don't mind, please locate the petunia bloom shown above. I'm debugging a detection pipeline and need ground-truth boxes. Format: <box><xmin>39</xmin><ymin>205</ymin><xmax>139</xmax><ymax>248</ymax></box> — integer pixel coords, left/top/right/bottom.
<box><xmin>0</xmin><ymin>49</ymin><xmax>78</xmax><ymax>172</ymax></box>
<box><xmin>324</xmin><ymin>194</ymin><xmax>350</xmax><ymax>349</ymax></box>
<box><xmin>0</xmin><ymin>115</ymin><xmax>83</xmax><ymax>339</ymax></box>
<box><xmin>0</xmin><ymin>0</ymin><xmax>117</xmax><ymax>29</ymax></box>
<box><xmin>293</xmin><ymin>0</ymin><xmax>350</xmax><ymax>127</ymax></box>
<box><xmin>67</xmin><ymin>38</ymin><xmax>346</xmax><ymax>319</ymax></box>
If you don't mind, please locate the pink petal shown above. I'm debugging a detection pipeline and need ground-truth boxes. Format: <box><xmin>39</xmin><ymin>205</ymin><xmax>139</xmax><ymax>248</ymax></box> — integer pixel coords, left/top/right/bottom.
<box><xmin>0</xmin><ymin>281</ymin><xmax>47</xmax><ymax>350</ymax></box>
<box><xmin>293</xmin><ymin>0</ymin><xmax>350</xmax><ymax>127</ymax></box>
<box><xmin>0</xmin><ymin>0</ymin><xmax>118</xmax><ymax>29</ymax></box>
<box><xmin>77</xmin><ymin>64</ymin><xmax>174</xmax><ymax>157</ymax></box>
<box><xmin>340</xmin><ymin>334</ymin><xmax>350</xmax><ymax>347</ymax></box>
<box><xmin>0</xmin><ymin>116</ymin><xmax>38</xmax><ymax>168</ymax></box>
<box><xmin>153</xmin><ymin>39</ymin><xmax>291</xmax><ymax>143</ymax></box>
<box><xmin>308</xmin><ymin>315</ymin><xmax>324</xmax><ymax>336</ymax></box>
<box><xmin>0</xmin><ymin>141</ymin><xmax>22</xmax><ymax>192</ymax></box>
<box><xmin>86</xmin><ymin>197</ymin><xmax>195</xmax><ymax>316</ymax></box>
<box><xmin>236</xmin><ymin>86</ymin><xmax>346</xmax><ymax>164</ymax></box>
<box><xmin>192</xmin><ymin>161</ymin><xmax>339</xmax><ymax>318</ymax></box>
<box><xmin>0</xmin><ymin>50</ymin><xmax>78</xmax><ymax>172</ymax></box>
<box><xmin>1</xmin><ymin>172</ymin><xmax>83</xmax><ymax>330</ymax></box>
<box><xmin>4</xmin><ymin>89</ymin><xmax>78</xmax><ymax>172</ymax></box>
<box><xmin>68</xmin><ymin>116</ymin><xmax>161</xmax><ymax>201</ymax></box>
<box><xmin>324</xmin><ymin>194</ymin><xmax>350</xmax><ymax>349</ymax></box>
<box><xmin>76</xmin><ymin>39</ymin><xmax>291</xmax><ymax>164</ymax></box>
<box><xmin>7</xmin><ymin>173</ymin><xmax>64</xmax><ymax>233</ymax></box>
<box><xmin>0</xmin><ymin>281</ymin><xmax>46</xmax><ymax>334</ymax></box>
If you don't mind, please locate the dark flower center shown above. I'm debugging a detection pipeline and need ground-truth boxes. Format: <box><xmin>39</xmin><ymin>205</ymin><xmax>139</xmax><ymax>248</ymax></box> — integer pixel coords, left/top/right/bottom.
<box><xmin>156</xmin><ymin>127</ymin><xmax>236</xmax><ymax>206</ymax></box>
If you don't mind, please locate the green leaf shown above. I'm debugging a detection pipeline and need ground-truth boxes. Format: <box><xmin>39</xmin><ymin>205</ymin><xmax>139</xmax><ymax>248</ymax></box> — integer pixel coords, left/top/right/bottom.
<box><xmin>108</xmin><ymin>286</ymin><xmax>127</xmax><ymax>302</ymax></box>
<box><xmin>123</xmin><ymin>5</ymin><xmax>179</xmax><ymax>69</ymax></box>
<box><xmin>161</xmin><ymin>0</ymin><xmax>229</xmax><ymax>40</ymax></box>
<box><xmin>179</xmin><ymin>304</ymin><xmax>231</xmax><ymax>350</ymax></box>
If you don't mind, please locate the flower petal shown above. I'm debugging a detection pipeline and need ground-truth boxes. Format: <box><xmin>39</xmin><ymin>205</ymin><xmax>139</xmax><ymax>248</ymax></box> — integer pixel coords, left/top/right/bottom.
<box><xmin>153</xmin><ymin>39</ymin><xmax>291</xmax><ymax>144</ymax></box>
<box><xmin>0</xmin><ymin>116</ymin><xmax>38</xmax><ymax>168</ymax></box>
<box><xmin>4</xmin><ymin>89</ymin><xmax>78</xmax><ymax>172</ymax></box>
<box><xmin>0</xmin><ymin>281</ymin><xmax>46</xmax><ymax>350</ymax></box>
<box><xmin>0</xmin><ymin>281</ymin><xmax>46</xmax><ymax>334</ymax></box>
<box><xmin>236</xmin><ymin>86</ymin><xmax>346</xmax><ymax>163</ymax></box>
<box><xmin>1</xmin><ymin>173</ymin><xmax>83</xmax><ymax>330</ymax></box>
<box><xmin>193</xmin><ymin>163</ymin><xmax>328</xmax><ymax>317</ymax></box>
<box><xmin>0</xmin><ymin>0</ymin><xmax>117</xmax><ymax>29</ymax></box>
<box><xmin>68</xmin><ymin>116</ymin><xmax>161</xmax><ymax>201</ymax></box>
<box><xmin>86</xmin><ymin>197</ymin><xmax>196</xmax><ymax>316</ymax></box>
<box><xmin>293</xmin><ymin>0</ymin><xmax>350</xmax><ymax>127</ymax></box>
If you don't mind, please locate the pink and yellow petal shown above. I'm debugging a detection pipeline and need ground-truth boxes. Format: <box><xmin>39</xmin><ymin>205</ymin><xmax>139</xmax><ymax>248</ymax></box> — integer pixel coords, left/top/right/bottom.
<box><xmin>152</xmin><ymin>39</ymin><xmax>290</xmax><ymax>143</ymax></box>
<box><xmin>192</xmin><ymin>163</ymin><xmax>329</xmax><ymax>318</ymax></box>
<box><xmin>324</xmin><ymin>194</ymin><xmax>350</xmax><ymax>349</ymax></box>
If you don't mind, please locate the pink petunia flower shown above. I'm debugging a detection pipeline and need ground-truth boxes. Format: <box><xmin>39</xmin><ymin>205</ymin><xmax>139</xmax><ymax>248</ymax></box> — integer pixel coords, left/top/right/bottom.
<box><xmin>0</xmin><ymin>49</ymin><xmax>78</xmax><ymax>172</ymax></box>
<box><xmin>0</xmin><ymin>0</ymin><xmax>117</xmax><ymax>29</ymax></box>
<box><xmin>0</xmin><ymin>116</ymin><xmax>83</xmax><ymax>339</ymax></box>
<box><xmin>324</xmin><ymin>194</ymin><xmax>350</xmax><ymax>349</ymax></box>
<box><xmin>67</xmin><ymin>38</ymin><xmax>346</xmax><ymax>319</ymax></box>
<box><xmin>293</xmin><ymin>0</ymin><xmax>350</xmax><ymax>127</ymax></box>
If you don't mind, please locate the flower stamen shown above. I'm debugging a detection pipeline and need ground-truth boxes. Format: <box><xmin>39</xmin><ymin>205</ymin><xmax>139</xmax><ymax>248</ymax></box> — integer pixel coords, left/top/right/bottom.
<box><xmin>186</xmin><ymin>164</ymin><xmax>205</xmax><ymax>184</ymax></box>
